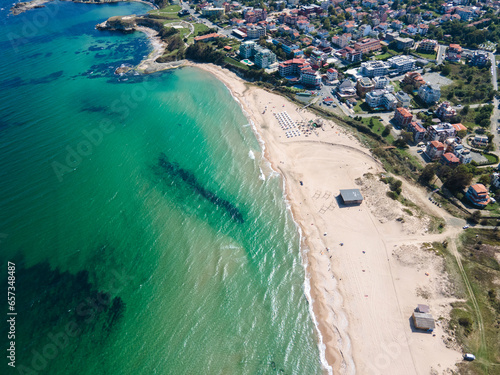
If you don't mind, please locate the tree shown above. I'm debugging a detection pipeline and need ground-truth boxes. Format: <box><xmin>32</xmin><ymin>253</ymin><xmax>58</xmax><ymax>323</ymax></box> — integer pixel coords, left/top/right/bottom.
<box><xmin>479</xmin><ymin>174</ymin><xmax>491</xmax><ymax>186</ymax></box>
<box><xmin>391</xmin><ymin>0</ymin><xmax>400</xmax><ymax>10</ymax></box>
<box><xmin>382</xmin><ymin>124</ymin><xmax>392</xmax><ymax>137</ymax></box>
<box><xmin>442</xmin><ymin>164</ymin><xmax>473</xmax><ymax>192</ymax></box>
<box><xmin>400</xmin><ymin>131</ymin><xmax>414</xmax><ymax>144</ymax></box>
<box><xmin>323</xmin><ymin>18</ymin><xmax>331</xmax><ymax>30</ymax></box>
<box><xmin>441</xmin><ymin>64</ymin><xmax>451</xmax><ymax>76</ymax></box>
<box><xmin>460</xmin><ymin>105</ymin><xmax>470</xmax><ymax>116</ymax></box>
<box><xmin>419</xmin><ymin>164</ymin><xmax>436</xmax><ymax>185</ymax></box>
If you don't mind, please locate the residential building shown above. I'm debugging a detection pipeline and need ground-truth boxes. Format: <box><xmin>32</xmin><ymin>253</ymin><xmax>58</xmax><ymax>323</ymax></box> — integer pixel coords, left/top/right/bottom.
<box><xmin>418</xmin><ymin>39</ymin><xmax>438</xmax><ymax>53</ymax></box>
<box><xmin>338</xmin><ymin>79</ymin><xmax>357</xmax><ymax>98</ymax></box>
<box><xmin>310</xmin><ymin>49</ymin><xmax>325</xmax><ymax>67</ymax></box>
<box><xmin>254</xmin><ymin>48</ymin><xmax>277</xmax><ymax>68</ymax></box>
<box><xmin>353</xmin><ymin>38</ymin><xmax>382</xmax><ymax>54</ymax></box>
<box><xmin>372</xmin><ymin>76</ymin><xmax>390</xmax><ymax>89</ymax></box>
<box><xmin>446</xmin><ymin>44</ymin><xmax>462</xmax><ymax>62</ymax></box>
<box><xmin>407</xmin><ymin>121</ymin><xmax>426</xmax><ymax>143</ymax></box>
<box><xmin>491</xmin><ymin>173</ymin><xmax>500</xmax><ymax>189</ymax></box>
<box><xmin>472</xmin><ymin>135</ymin><xmax>489</xmax><ymax>147</ymax></box>
<box><xmin>331</xmin><ymin>34</ymin><xmax>351</xmax><ymax>48</ymax></box>
<box><xmin>300</xmin><ymin>69</ymin><xmax>322</xmax><ymax>87</ymax></box>
<box><xmin>239</xmin><ymin>41</ymin><xmax>256</xmax><ymax>58</ymax></box>
<box><xmin>194</xmin><ymin>33</ymin><xmax>221</xmax><ymax>43</ymax></box>
<box><xmin>435</xmin><ymin>102</ymin><xmax>456</xmax><ymax>121</ymax></box>
<box><xmin>359</xmin><ymin>24</ymin><xmax>372</xmax><ymax>37</ymax></box>
<box><xmin>395</xmin><ymin>91</ymin><xmax>411</xmax><ymax>108</ymax></box>
<box><xmin>360</xmin><ymin>61</ymin><xmax>390</xmax><ymax>77</ymax></box>
<box><xmin>471</xmin><ymin>50</ymin><xmax>489</xmax><ymax>66</ymax></box>
<box><xmin>246</xmin><ymin>25</ymin><xmax>266</xmax><ymax>39</ymax></box>
<box><xmin>387</xmin><ymin>55</ymin><xmax>416</xmax><ymax>74</ymax></box>
<box><xmin>403</xmin><ymin>71</ymin><xmax>426</xmax><ymax>88</ymax></box>
<box><xmin>395</xmin><ymin>37</ymin><xmax>414</xmax><ymax>50</ymax></box>
<box><xmin>425</xmin><ymin>140</ymin><xmax>445</xmax><ymax>160</ymax></box>
<box><xmin>394</xmin><ymin>107</ymin><xmax>413</xmax><ymax>127</ymax></box>
<box><xmin>343</xmin><ymin>21</ymin><xmax>357</xmax><ymax>32</ymax></box>
<box><xmin>340</xmin><ymin>46</ymin><xmax>363</xmax><ymax>62</ymax></box>
<box><xmin>451</xmin><ymin>123</ymin><xmax>467</xmax><ymax>134</ymax></box>
<box><xmin>201</xmin><ymin>7</ymin><xmax>225</xmax><ymax>17</ymax></box>
<box><xmin>273</xmin><ymin>38</ymin><xmax>299</xmax><ymax>55</ymax></box>
<box><xmin>365</xmin><ymin>89</ymin><xmax>397</xmax><ymax>109</ymax></box>
<box><xmin>356</xmin><ymin>77</ymin><xmax>375</xmax><ymax>97</ymax></box>
<box><xmin>278</xmin><ymin>58</ymin><xmax>310</xmax><ymax>77</ymax></box>
<box><xmin>426</xmin><ymin>123</ymin><xmax>456</xmax><ymax>142</ymax></box>
<box><xmin>441</xmin><ymin>152</ymin><xmax>460</xmax><ymax>166</ymax></box>
<box><xmin>386</xmin><ymin>32</ymin><xmax>399</xmax><ymax>41</ymax></box>
<box><xmin>326</xmin><ymin>68</ymin><xmax>338</xmax><ymax>81</ymax></box>
<box><xmin>465</xmin><ymin>184</ymin><xmax>491</xmax><ymax>208</ymax></box>
<box><xmin>243</xmin><ymin>8</ymin><xmax>267</xmax><ymax>23</ymax></box>
<box><xmin>454</xmin><ymin>146</ymin><xmax>472</xmax><ymax>164</ymax></box>
<box><xmin>418</xmin><ymin>84</ymin><xmax>441</xmax><ymax>104</ymax></box>
<box><xmin>418</xmin><ymin>24</ymin><xmax>429</xmax><ymax>35</ymax></box>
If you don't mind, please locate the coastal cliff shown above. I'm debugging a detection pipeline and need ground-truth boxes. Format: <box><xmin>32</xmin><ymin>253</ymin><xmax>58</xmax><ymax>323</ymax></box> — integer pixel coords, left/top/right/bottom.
<box><xmin>96</xmin><ymin>14</ymin><xmax>164</xmax><ymax>33</ymax></box>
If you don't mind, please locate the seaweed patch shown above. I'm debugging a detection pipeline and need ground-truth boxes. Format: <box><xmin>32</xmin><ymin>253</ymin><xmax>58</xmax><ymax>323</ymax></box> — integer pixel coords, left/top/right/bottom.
<box><xmin>157</xmin><ymin>153</ymin><xmax>244</xmax><ymax>223</ymax></box>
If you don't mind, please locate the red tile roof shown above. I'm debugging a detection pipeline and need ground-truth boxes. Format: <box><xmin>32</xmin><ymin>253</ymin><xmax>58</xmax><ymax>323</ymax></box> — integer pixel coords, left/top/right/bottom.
<box><xmin>443</xmin><ymin>152</ymin><xmax>459</xmax><ymax>163</ymax></box>
<box><xmin>430</xmin><ymin>140</ymin><xmax>445</xmax><ymax>149</ymax></box>
<box><xmin>472</xmin><ymin>184</ymin><xmax>488</xmax><ymax>194</ymax></box>
<box><xmin>451</xmin><ymin>123</ymin><xmax>467</xmax><ymax>132</ymax></box>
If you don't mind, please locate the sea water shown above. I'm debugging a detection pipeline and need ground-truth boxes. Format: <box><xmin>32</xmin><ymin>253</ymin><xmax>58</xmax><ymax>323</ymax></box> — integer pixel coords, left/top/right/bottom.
<box><xmin>0</xmin><ymin>1</ymin><xmax>324</xmax><ymax>374</ymax></box>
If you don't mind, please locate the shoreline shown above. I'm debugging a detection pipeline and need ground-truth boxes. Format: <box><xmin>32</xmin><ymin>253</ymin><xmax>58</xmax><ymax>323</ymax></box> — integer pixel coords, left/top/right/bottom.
<box><xmin>190</xmin><ymin>63</ymin><xmax>464</xmax><ymax>374</ymax></box>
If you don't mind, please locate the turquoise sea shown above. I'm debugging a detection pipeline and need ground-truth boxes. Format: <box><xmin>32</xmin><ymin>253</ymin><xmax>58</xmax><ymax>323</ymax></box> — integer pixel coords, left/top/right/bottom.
<box><xmin>0</xmin><ymin>1</ymin><xmax>325</xmax><ymax>374</ymax></box>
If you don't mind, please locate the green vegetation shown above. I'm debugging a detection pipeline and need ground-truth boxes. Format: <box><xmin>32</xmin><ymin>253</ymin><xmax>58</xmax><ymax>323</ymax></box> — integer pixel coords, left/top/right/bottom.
<box><xmin>450</xmin><ymin>230</ymin><xmax>500</xmax><ymax>374</ymax></box>
<box><xmin>457</xmin><ymin>104</ymin><xmax>494</xmax><ymax>130</ymax></box>
<box><xmin>414</xmin><ymin>51</ymin><xmax>437</xmax><ymax>60</ymax></box>
<box><xmin>439</xmin><ymin>63</ymin><xmax>494</xmax><ymax>105</ymax></box>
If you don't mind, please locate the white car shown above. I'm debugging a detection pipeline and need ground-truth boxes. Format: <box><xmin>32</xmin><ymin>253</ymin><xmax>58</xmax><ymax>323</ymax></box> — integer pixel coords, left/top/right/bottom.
<box><xmin>463</xmin><ymin>225</ymin><xmax>470</xmax><ymax>229</ymax></box>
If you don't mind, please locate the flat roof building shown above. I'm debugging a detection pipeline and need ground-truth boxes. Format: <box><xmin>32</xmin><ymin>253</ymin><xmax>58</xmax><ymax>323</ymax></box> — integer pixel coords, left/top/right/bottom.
<box><xmin>340</xmin><ymin>189</ymin><xmax>364</xmax><ymax>205</ymax></box>
<box><xmin>412</xmin><ymin>312</ymin><xmax>435</xmax><ymax>331</ymax></box>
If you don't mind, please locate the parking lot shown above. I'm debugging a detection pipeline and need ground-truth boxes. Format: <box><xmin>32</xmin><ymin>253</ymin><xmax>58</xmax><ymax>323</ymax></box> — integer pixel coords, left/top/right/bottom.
<box><xmin>421</xmin><ymin>72</ymin><xmax>453</xmax><ymax>88</ymax></box>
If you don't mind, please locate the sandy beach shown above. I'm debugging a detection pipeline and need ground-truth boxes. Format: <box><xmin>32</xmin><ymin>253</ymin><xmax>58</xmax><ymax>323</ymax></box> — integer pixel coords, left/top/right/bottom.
<box><xmin>190</xmin><ymin>63</ymin><xmax>465</xmax><ymax>374</ymax></box>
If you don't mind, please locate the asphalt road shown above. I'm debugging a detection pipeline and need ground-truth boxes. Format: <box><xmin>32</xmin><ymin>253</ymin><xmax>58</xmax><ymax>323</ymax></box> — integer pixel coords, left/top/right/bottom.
<box><xmin>436</xmin><ymin>44</ymin><xmax>446</xmax><ymax>65</ymax></box>
<box><xmin>490</xmin><ymin>52</ymin><xmax>498</xmax><ymax>91</ymax></box>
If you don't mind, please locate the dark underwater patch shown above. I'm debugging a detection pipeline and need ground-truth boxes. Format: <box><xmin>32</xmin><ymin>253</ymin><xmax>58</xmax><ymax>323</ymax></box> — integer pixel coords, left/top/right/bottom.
<box><xmin>157</xmin><ymin>153</ymin><xmax>244</xmax><ymax>224</ymax></box>
<box><xmin>0</xmin><ymin>255</ymin><xmax>126</xmax><ymax>371</ymax></box>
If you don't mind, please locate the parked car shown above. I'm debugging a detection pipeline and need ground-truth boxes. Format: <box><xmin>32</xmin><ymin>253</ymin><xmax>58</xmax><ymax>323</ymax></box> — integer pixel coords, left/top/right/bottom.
<box><xmin>463</xmin><ymin>353</ymin><xmax>475</xmax><ymax>361</ymax></box>
<box><xmin>463</xmin><ymin>225</ymin><xmax>470</xmax><ymax>229</ymax></box>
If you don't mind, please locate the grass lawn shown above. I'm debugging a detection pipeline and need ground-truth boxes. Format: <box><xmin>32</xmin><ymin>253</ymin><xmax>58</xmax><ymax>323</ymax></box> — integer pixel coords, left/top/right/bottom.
<box><xmin>223</xmin><ymin>56</ymin><xmax>249</xmax><ymax>70</ymax></box>
<box><xmin>414</xmin><ymin>51</ymin><xmax>437</xmax><ymax>60</ymax></box>
<box><xmin>353</xmin><ymin>101</ymin><xmax>371</xmax><ymax>113</ymax></box>
<box><xmin>484</xmin><ymin>153</ymin><xmax>499</xmax><ymax>164</ymax></box>
<box><xmin>440</xmin><ymin>63</ymin><xmax>494</xmax><ymax>105</ymax></box>
<box><xmin>392</xmin><ymin>80</ymin><xmax>401</xmax><ymax>92</ymax></box>
<box><xmin>449</xmin><ymin>230</ymin><xmax>500</xmax><ymax>374</ymax></box>
<box><xmin>193</xmin><ymin>23</ymin><xmax>210</xmax><ymax>36</ymax></box>
<box><xmin>375</xmin><ymin>52</ymin><xmax>392</xmax><ymax>60</ymax></box>
<box><xmin>361</xmin><ymin>117</ymin><xmax>394</xmax><ymax>142</ymax></box>
<box><xmin>152</xmin><ymin>4</ymin><xmax>181</xmax><ymax>13</ymax></box>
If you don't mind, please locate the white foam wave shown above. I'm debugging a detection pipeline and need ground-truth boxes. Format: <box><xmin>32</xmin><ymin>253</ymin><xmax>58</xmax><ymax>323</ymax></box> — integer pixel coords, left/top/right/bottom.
<box><xmin>224</xmin><ymin>80</ymin><xmax>337</xmax><ymax>374</ymax></box>
<box><xmin>248</xmin><ymin>150</ymin><xmax>255</xmax><ymax>160</ymax></box>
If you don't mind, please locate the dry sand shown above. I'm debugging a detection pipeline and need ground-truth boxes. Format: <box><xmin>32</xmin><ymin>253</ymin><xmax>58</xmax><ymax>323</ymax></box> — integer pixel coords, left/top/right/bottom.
<box><xmin>191</xmin><ymin>63</ymin><xmax>464</xmax><ymax>375</ymax></box>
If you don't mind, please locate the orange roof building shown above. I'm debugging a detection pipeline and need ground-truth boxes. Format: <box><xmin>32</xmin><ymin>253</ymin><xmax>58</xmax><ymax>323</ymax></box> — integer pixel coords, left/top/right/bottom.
<box><xmin>466</xmin><ymin>183</ymin><xmax>491</xmax><ymax>208</ymax></box>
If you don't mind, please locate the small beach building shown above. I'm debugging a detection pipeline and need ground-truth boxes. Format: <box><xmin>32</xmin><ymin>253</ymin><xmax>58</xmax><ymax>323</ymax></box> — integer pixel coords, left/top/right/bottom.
<box><xmin>340</xmin><ymin>189</ymin><xmax>364</xmax><ymax>205</ymax></box>
<box><xmin>412</xmin><ymin>311</ymin><xmax>435</xmax><ymax>331</ymax></box>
